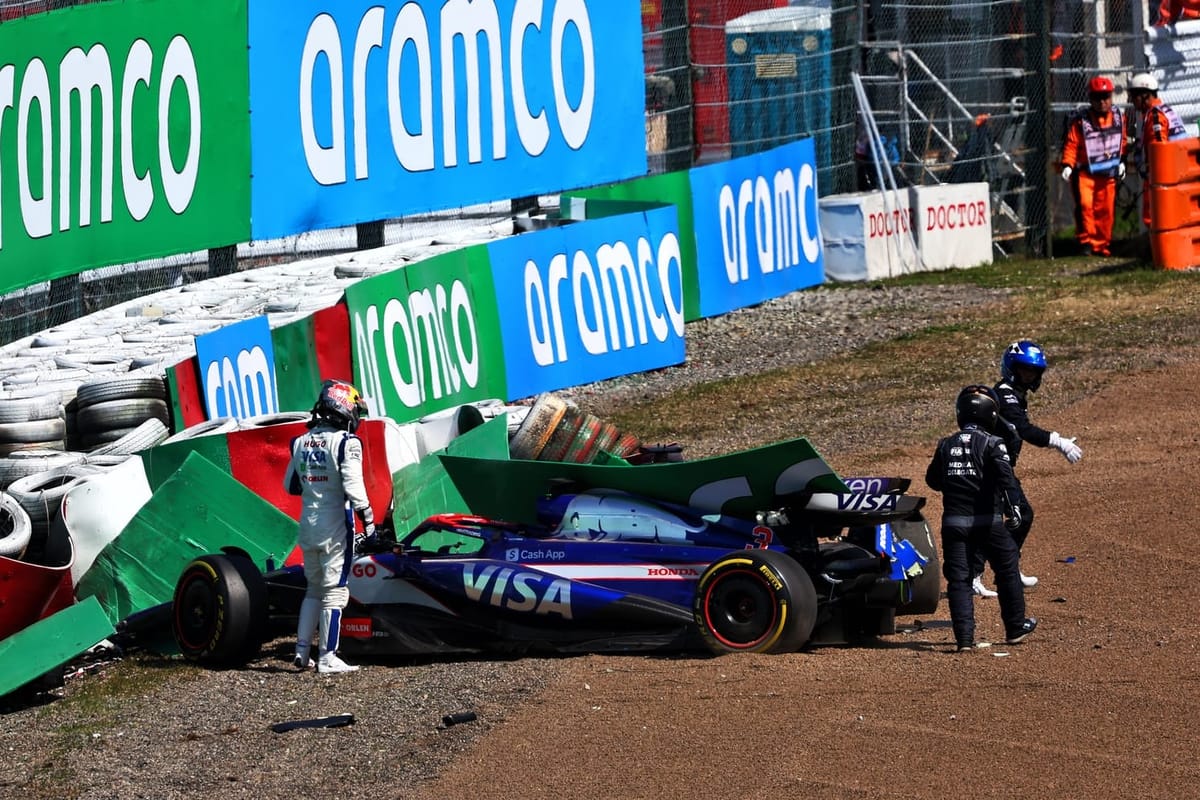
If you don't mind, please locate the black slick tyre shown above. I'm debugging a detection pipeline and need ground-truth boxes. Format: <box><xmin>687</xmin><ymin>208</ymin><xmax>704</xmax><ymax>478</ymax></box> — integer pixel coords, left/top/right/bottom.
<box><xmin>172</xmin><ymin>554</ymin><xmax>267</xmax><ymax>666</ymax></box>
<box><xmin>693</xmin><ymin>549</ymin><xmax>817</xmax><ymax>654</ymax></box>
<box><xmin>894</xmin><ymin>514</ymin><xmax>941</xmax><ymax>615</ymax></box>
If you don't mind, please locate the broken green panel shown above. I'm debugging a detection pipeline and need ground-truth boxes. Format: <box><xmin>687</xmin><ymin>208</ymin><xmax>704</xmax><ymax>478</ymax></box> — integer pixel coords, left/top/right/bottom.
<box><xmin>438</xmin><ymin>436</ymin><xmax>849</xmax><ymax>525</ymax></box>
<box><xmin>139</xmin><ymin>433</ymin><xmax>233</xmax><ymax>492</ymax></box>
<box><xmin>390</xmin><ymin>414</ymin><xmax>513</xmax><ymax>536</ymax></box>
<box><xmin>0</xmin><ymin>597</ymin><xmax>114</xmax><ymax>699</ymax></box>
<box><xmin>76</xmin><ymin>451</ymin><xmax>298</xmax><ymax>626</ymax></box>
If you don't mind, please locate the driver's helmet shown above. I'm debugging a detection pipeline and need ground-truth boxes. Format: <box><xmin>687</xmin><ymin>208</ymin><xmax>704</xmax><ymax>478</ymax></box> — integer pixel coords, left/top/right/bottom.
<box><xmin>1001</xmin><ymin>340</ymin><xmax>1047</xmax><ymax>392</ymax></box>
<box><xmin>955</xmin><ymin>384</ymin><xmax>999</xmax><ymax>432</ymax></box>
<box><xmin>310</xmin><ymin>379</ymin><xmax>367</xmax><ymax>432</ymax></box>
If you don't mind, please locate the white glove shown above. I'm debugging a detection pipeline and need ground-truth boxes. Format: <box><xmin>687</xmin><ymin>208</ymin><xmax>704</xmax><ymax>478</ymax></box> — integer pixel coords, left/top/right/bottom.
<box><xmin>1117</xmin><ymin>162</ymin><xmax>1127</xmax><ymax>180</ymax></box>
<box><xmin>1049</xmin><ymin>431</ymin><xmax>1083</xmax><ymax>464</ymax></box>
<box><xmin>363</xmin><ymin>522</ymin><xmax>376</xmax><ymax>539</ymax></box>
<box><xmin>1061</xmin><ymin>166</ymin><xmax>1073</xmax><ymax>183</ymax></box>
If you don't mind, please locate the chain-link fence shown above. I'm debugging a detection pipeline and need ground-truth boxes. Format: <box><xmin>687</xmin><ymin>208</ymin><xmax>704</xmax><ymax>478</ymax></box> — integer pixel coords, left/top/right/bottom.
<box><xmin>0</xmin><ymin>1</ymin><xmax>1185</xmax><ymax>346</ymax></box>
<box><xmin>640</xmin><ymin>1</ymin><xmax>1168</xmax><ymax>256</ymax></box>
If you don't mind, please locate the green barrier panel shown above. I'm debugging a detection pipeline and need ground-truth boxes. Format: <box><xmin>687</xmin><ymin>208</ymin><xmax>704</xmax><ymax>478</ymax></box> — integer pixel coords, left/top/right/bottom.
<box><xmin>346</xmin><ymin>245</ymin><xmax>508</xmax><ymax>421</ymax></box>
<box><xmin>439</xmin><ymin>436</ymin><xmax>848</xmax><ymax>525</ymax></box>
<box><xmin>390</xmin><ymin>414</ymin><xmax>512</xmax><ymax>536</ymax></box>
<box><xmin>76</xmin><ymin>451</ymin><xmax>297</xmax><ymax>626</ymax></box>
<box><xmin>562</xmin><ymin>169</ymin><xmax>699</xmax><ymax>320</ymax></box>
<box><xmin>0</xmin><ymin>0</ymin><xmax>251</xmax><ymax>293</ymax></box>
<box><xmin>271</xmin><ymin>312</ymin><xmax>324</xmax><ymax>412</ymax></box>
<box><xmin>139</xmin><ymin>433</ymin><xmax>232</xmax><ymax>492</ymax></box>
<box><xmin>0</xmin><ymin>597</ymin><xmax>114</xmax><ymax>699</ymax></box>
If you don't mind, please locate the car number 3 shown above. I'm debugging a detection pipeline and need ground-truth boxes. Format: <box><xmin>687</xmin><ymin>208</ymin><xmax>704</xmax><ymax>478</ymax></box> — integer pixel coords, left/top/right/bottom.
<box><xmin>747</xmin><ymin>525</ymin><xmax>774</xmax><ymax>549</ymax></box>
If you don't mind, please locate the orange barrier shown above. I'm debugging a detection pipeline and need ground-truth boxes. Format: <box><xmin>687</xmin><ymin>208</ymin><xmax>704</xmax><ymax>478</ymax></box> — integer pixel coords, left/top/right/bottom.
<box><xmin>1149</xmin><ymin>183</ymin><xmax>1200</xmax><ymax>232</ymax></box>
<box><xmin>1148</xmin><ymin>138</ymin><xmax>1200</xmax><ymax>187</ymax></box>
<box><xmin>1150</xmin><ymin>227</ymin><xmax>1200</xmax><ymax>271</ymax></box>
<box><xmin>1148</xmin><ymin>138</ymin><xmax>1200</xmax><ymax>270</ymax></box>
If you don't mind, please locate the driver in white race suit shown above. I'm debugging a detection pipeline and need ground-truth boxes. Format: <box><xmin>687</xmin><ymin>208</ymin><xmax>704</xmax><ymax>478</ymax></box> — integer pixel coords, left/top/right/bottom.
<box><xmin>284</xmin><ymin>379</ymin><xmax>375</xmax><ymax>675</ymax></box>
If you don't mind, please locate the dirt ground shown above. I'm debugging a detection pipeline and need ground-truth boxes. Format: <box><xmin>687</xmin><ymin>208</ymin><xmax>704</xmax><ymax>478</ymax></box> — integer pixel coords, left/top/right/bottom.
<box><xmin>3</xmin><ymin>276</ymin><xmax>1198</xmax><ymax>800</ymax></box>
<box><xmin>414</xmin><ymin>351</ymin><xmax>1200</xmax><ymax>800</ymax></box>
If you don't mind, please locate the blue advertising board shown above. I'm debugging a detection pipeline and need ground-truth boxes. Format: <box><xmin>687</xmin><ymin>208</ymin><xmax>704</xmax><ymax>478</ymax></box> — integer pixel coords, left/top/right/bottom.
<box><xmin>689</xmin><ymin>138</ymin><xmax>824</xmax><ymax>318</ymax></box>
<box><xmin>247</xmin><ymin>0</ymin><xmax>647</xmax><ymax>240</ymax></box>
<box><xmin>194</xmin><ymin>316</ymin><xmax>279</xmax><ymax>420</ymax></box>
<box><xmin>486</xmin><ymin>205</ymin><xmax>686</xmax><ymax>400</ymax></box>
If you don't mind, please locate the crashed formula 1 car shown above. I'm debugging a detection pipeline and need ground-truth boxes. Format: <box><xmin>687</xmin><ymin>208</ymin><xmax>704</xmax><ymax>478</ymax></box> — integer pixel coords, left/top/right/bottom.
<box><xmin>170</xmin><ymin>446</ymin><xmax>940</xmax><ymax>663</ymax></box>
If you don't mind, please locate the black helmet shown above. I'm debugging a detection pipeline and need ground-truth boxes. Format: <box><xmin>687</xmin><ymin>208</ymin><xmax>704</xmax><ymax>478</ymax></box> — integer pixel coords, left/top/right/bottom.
<box><xmin>310</xmin><ymin>379</ymin><xmax>367</xmax><ymax>432</ymax></box>
<box><xmin>956</xmin><ymin>384</ymin><xmax>999</xmax><ymax>432</ymax></box>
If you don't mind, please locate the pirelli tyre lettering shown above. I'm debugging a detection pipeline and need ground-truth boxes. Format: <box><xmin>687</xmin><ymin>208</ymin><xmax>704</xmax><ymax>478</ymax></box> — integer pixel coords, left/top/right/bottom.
<box><xmin>172</xmin><ymin>554</ymin><xmax>268</xmax><ymax>665</ymax></box>
<box><xmin>693</xmin><ymin>549</ymin><xmax>817</xmax><ymax>654</ymax></box>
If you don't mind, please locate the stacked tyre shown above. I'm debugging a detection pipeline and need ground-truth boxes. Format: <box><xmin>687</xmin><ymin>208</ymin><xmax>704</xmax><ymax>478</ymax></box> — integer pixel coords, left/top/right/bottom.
<box><xmin>0</xmin><ymin>490</ymin><xmax>32</xmax><ymax>560</ymax></box>
<box><xmin>0</xmin><ymin>394</ymin><xmax>67</xmax><ymax>455</ymax></box>
<box><xmin>70</xmin><ymin>376</ymin><xmax>171</xmax><ymax>452</ymax></box>
<box><xmin>6</xmin><ymin>461</ymin><xmax>102</xmax><ymax>563</ymax></box>
<box><xmin>508</xmin><ymin>393</ymin><xmax>642</xmax><ymax>464</ymax></box>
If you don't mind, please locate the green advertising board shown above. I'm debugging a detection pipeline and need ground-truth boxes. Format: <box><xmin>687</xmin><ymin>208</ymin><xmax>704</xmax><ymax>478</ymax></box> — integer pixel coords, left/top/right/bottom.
<box><xmin>561</xmin><ymin>169</ymin><xmax>700</xmax><ymax>320</ymax></box>
<box><xmin>344</xmin><ymin>244</ymin><xmax>508</xmax><ymax>424</ymax></box>
<box><xmin>0</xmin><ymin>0</ymin><xmax>250</xmax><ymax>296</ymax></box>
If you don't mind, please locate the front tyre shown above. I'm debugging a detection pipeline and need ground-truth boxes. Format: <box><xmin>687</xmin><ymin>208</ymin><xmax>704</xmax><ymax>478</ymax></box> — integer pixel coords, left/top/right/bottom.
<box><xmin>172</xmin><ymin>554</ymin><xmax>267</xmax><ymax>666</ymax></box>
<box><xmin>694</xmin><ymin>549</ymin><xmax>817</xmax><ymax>654</ymax></box>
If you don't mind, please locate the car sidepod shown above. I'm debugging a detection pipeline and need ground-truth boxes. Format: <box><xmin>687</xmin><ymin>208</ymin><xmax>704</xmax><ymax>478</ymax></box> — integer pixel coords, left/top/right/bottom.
<box><xmin>340</xmin><ymin>547</ymin><xmax>698</xmax><ymax>656</ymax></box>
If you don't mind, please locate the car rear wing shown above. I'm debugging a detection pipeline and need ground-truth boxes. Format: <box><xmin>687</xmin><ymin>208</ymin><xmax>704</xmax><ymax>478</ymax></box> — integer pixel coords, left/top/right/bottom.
<box><xmin>797</xmin><ymin>491</ymin><xmax>926</xmax><ymax>525</ymax></box>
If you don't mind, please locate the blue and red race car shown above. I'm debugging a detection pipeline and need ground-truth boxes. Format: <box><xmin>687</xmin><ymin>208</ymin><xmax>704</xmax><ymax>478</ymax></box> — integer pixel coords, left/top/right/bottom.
<box><xmin>171</xmin><ymin>472</ymin><xmax>939</xmax><ymax>664</ymax></box>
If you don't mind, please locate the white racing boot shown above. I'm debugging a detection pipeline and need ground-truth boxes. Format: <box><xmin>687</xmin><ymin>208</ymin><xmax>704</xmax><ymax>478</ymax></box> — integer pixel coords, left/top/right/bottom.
<box><xmin>971</xmin><ymin>574</ymin><xmax>998</xmax><ymax>598</ymax></box>
<box><xmin>1020</xmin><ymin>572</ymin><xmax>1039</xmax><ymax>588</ymax></box>
<box><xmin>316</xmin><ymin>608</ymin><xmax>358</xmax><ymax>674</ymax></box>
<box><xmin>317</xmin><ymin>652</ymin><xmax>359</xmax><ymax>674</ymax></box>
<box><xmin>293</xmin><ymin>597</ymin><xmax>319</xmax><ymax>670</ymax></box>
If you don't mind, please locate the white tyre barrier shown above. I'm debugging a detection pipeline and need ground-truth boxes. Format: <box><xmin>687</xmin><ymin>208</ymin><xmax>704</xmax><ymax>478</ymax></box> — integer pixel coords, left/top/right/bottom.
<box><xmin>85</xmin><ymin>418</ymin><xmax>170</xmax><ymax>456</ymax></box>
<box><xmin>0</xmin><ymin>395</ymin><xmax>63</xmax><ymax>425</ymax></box>
<box><xmin>235</xmin><ymin>412</ymin><xmax>311</xmax><ymax>429</ymax></box>
<box><xmin>0</xmin><ymin>417</ymin><xmax>67</xmax><ymax>444</ymax></box>
<box><xmin>0</xmin><ymin>450</ymin><xmax>85</xmax><ymax>490</ymax></box>
<box><xmin>7</xmin><ymin>463</ymin><xmax>103</xmax><ymax>552</ymax></box>
<box><xmin>161</xmin><ymin>417</ymin><xmax>240</xmax><ymax>443</ymax></box>
<box><xmin>0</xmin><ymin>491</ymin><xmax>33</xmax><ymax>559</ymax></box>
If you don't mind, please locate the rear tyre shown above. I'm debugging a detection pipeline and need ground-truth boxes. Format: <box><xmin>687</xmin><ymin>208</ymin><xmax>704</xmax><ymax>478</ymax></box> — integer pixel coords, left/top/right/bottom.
<box><xmin>694</xmin><ymin>549</ymin><xmax>817</xmax><ymax>654</ymax></box>
<box><xmin>172</xmin><ymin>554</ymin><xmax>267</xmax><ymax>666</ymax></box>
<box><xmin>895</xmin><ymin>514</ymin><xmax>941</xmax><ymax>615</ymax></box>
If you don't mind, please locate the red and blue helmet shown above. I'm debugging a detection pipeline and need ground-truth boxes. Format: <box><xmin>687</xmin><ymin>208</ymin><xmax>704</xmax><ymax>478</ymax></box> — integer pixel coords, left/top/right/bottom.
<box><xmin>1001</xmin><ymin>340</ymin><xmax>1047</xmax><ymax>392</ymax></box>
<box><xmin>310</xmin><ymin>379</ymin><xmax>368</xmax><ymax>432</ymax></box>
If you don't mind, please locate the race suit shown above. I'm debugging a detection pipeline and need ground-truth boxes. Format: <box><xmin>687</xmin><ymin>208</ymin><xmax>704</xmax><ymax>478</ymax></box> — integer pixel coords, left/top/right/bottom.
<box><xmin>926</xmin><ymin>424</ymin><xmax>1028</xmax><ymax>647</ymax></box>
<box><xmin>989</xmin><ymin>378</ymin><xmax>1049</xmax><ymax>542</ymax></box>
<box><xmin>1061</xmin><ymin>107</ymin><xmax>1126</xmax><ymax>254</ymax></box>
<box><xmin>284</xmin><ymin>423</ymin><xmax>373</xmax><ymax>657</ymax></box>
